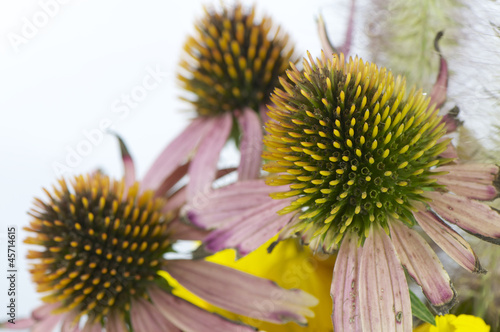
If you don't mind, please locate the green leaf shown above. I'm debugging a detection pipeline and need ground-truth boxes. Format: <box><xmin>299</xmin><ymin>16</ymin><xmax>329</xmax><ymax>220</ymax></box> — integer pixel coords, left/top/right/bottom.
<box><xmin>410</xmin><ymin>289</ymin><xmax>436</xmax><ymax>326</ymax></box>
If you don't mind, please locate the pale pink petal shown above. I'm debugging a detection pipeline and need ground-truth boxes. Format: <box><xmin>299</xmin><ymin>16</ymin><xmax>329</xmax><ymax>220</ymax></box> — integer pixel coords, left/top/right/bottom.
<box><xmin>201</xmin><ymin>199</ymin><xmax>292</xmax><ymax>256</ymax></box>
<box><xmin>141</xmin><ymin>117</ymin><xmax>214</xmax><ymax>192</ymax></box>
<box><xmin>163</xmin><ymin>187</ymin><xmax>187</xmax><ymax>213</ymax></box>
<box><xmin>414</xmin><ymin>210</ymin><xmax>484</xmax><ymax>273</ymax></box>
<box><xmin>1</xmin><ymin>318</ymin><xmax>35</xmax><ymax>329</ymax></box>
<box><xmin>106</xmin><ymin>311</ymin><xmax>128</xmax><ymax>332</ymax></box>
<box><xmin>149</xmin><ymin>290</ymin><xmax>256</xmax><ymax>332</ymax></box>
<box><xmin>389</xmin><ymin>220</ymin><xmax>456</xmax><ymax>313</ymax></box>
<box><xmin>185</xmin><ymin>180</ymin><xmax>288</xmax><ymax>229</ymax></box>
<box><xmin>435</xmin><ymin>176</ymin><xmax>497</xmax><ymax>201</ymax></box>
<box><xmin>429</xmin><ymin>32</ymin><xmax>448</xmax><ymax>110</ymax></box>
<box><xmin>32</xmin><ymin>302</ymin><xmax>60</xmax><ymax>320</ymax></box>
<box><xmin>114</xmin><ymin>134</ymin><xmax>136</xmax><ymax>191</ymax></box>
<box><xmin>187</xmin><ymin>112</ymin><xmax>233</xmax><ymax>203</ymax></box>
<box><xmin>331</xmin><ymin>231</ymin><xmax>362</xmax><ymax>332</ymax></box>
<box><xmin>237</xmin><ymin>108</ymin><xmax>263</xmax><ymax>181</ymax></box>
<box><xmin>154</xmin><ymin>163</ymin><xmax>190</xmax><ymax>198</ymax></box>
<box><xmin>434</xmin><ymin>163</ymin><xmax>499</xmax><ymax>201</ymax></box>
<box><xmin>131</xmin><ymin>297</ymin><xmax>180</xmax><ymax>332</ymax></box>
<box><xmin>81</xmin><ymin>320</ymin><xmax>101</xmax><ymax>332</ymax></box>
<box><xmin>436</xmin><ymin>163</ymin><xmax>499</xmax><ymax>183</ymax></box>
<box><xmin>169</xmin><ymin>218</ymin><xmax>210</xmax><ymax>242</ymax></box>
<box><xmin>359</xmin><ymin>226</ymin><xmax>412</xmax><ymax>332</ymax></box>
<box><xmin>317</xmin><ymin>15</ymin><xmax>336</xmax><ymax>56</ymax></box>
<box><xmin>165</xmin><ymin>260</ymin><xmax>318</xmax><ymax>324</ymax></box>
<box><xmin>32</xmin><ymin>314</ymin><xmax>64</xmax><ymax>332</ymax></box>
<box><xmin>428</xmin><ymin>191</ymin><xmax>500</xmax><ymax>244</ymax></box>
<box><xmin>61</xmin><ymin>311</ymin><xmax>80</xmax><ymax>332</ymax></box>
<box><xmin>317</xmin><ymin>0</ymin><xmax>355</xmax><ymax>56</ymax></box>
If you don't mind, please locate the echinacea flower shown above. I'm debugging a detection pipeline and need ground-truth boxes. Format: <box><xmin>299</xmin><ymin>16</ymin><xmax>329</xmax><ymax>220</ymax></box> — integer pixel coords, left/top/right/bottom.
<box><xmin>1</xmin><ymin>140</ymin><xmax>317</xmax><ymax>331</ymax></box>
<box><xmin>141</xmin><ymin>3</ymin><xmax>296</xmax><ymax>201</ymax></box>
<box><xmin>413</xmin><ymin>314</ymin><xmax>491</xmax><ymax>332</ymax></box>
<box><xmin>185</xmin><ymin>51</ymin><xmax>500</xmax><ymax>331</ymax></box>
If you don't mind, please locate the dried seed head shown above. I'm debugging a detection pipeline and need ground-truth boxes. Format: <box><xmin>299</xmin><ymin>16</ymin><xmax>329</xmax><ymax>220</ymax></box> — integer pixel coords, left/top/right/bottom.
<box><xmin>25</xmin><ymin>174</ymin><xmax>172</xmax><ymax>323</ymax></box>
<box><xmin>264</xmin><ymin>52</ymin><xmax>450</xmax><ymax>251</ymax></box>
<box><xmin>178</xmin><ymin>3</ymin><xmax>296</xmax><ymax>116</ymax></box>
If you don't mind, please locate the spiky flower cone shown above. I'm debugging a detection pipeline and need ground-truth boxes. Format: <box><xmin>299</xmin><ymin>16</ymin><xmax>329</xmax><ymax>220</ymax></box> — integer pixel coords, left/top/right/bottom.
<box><xmin>25</xmin><ymin>174</ymin><xmax>171</xmax><ymax>324</ymax></box>
<box><xmin>264</xmin><ymin>52</ymin><xmax>450</xmax><ymax>251</ymax></box>
<box><xmin>178</xmin><ymin>3</ymin><xmax>295</xmax><ymax>116</ymax></box>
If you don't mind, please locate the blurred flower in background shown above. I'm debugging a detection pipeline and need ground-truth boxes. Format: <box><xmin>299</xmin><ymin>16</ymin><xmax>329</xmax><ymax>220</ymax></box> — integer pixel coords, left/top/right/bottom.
<box><xmin>141</xmin><ymin>2</ymin><xmax>297</xmax><ymax>203</ymax></box>
<box><xmin>413</xmin><ymin>314</ymin><xmax>490</xmax><ymax>332</ymax></box>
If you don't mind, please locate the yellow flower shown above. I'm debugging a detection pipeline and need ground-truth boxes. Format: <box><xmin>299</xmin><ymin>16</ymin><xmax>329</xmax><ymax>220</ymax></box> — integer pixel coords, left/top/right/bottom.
<box><xmin>165</xmin><ymin>237</ymin><xmax>335</xmax><ymax>331</ymax></box>
<box><xmin>414</xmin><ymin>314</ymin><xmax>490</xmax><ymax>332</ymax></box>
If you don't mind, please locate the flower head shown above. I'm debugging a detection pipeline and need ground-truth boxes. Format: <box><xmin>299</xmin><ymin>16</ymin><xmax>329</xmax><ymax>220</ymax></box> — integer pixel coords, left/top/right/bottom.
<box><xmin>143</xmin><ymin>3</ymin><xmax>295</xmax><ymax>196</ymax></box>
<box><xmin>25</xmin><ymin>174</ymin><xmax>171</xmax><ymax>324</ymax></box>
<box><xmin>178</xmin><ymin>2</ymin><xmax>295</xmax><ymax>116</ymax></box>
<box><xmin>264</xmin><ymin>52</ymin><xmax>449</xmax><ymax>250</ymax></box>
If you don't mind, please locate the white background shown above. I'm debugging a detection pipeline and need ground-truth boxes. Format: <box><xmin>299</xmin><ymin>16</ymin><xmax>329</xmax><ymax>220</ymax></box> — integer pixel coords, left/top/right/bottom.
<box><xmin>0</xmin><ymin>0</ymin><xmax>356</xmax><ymax>329</ymax></box>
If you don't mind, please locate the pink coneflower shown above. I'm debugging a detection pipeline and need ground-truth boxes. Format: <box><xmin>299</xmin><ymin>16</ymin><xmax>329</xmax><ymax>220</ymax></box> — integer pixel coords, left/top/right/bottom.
<box><xmin>185</xmin><ymin>52</ymin><xmax>500</xmax><ymax>331</ymax></box>
<box><xmin>141</xmin><ymin>3</ymin><xmax>296</xmax><ymax>202</ymax></box>
<box><xmin>2</xmin><ymin>139</ymin><xmax>317</xmax><ymax>332</ymax></box>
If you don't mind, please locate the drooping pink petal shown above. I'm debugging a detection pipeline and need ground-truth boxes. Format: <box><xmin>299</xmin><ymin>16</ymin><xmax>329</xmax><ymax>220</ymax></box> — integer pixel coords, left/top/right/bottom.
<box><xmin>414</xmin><ymin>210</ymin><xmax>484</xmax><ymax>273</ymax></box>
<box><xmin>389</xmin><ymin>220</ymin><xmax>456</xmax><ymax>314</ymax></box>
<box><xmin>237</xmin><ymin>108</ymin><xmax>263</xmax><ymax>181</ymax></box>
<box><xmin>1</xmin><ymin>318</ymin><xmax>36</xmax><ymax>329</ymax></box>
<box><xmin>131</xmin><ymin>297</ymin><xmax>180</xmax><ymax>332</ymax></box>
<box><xmin>359</xmin><ymin>225</ymin><xmax>412</xmax><ymax>332</ymax></box>
<box><xmin>436</xmin><ymin>163</ymin><xmax>499</xmax><ymax>183</ymax></box>
<box><xmin>32</xmin><ymin>314</ymin><xmax>64</xmax><ymax>332</ymax></box>
<box><xmin>201</xmin><ymin>199</ymin><xmax>292</xmax><ymax>256</ymax></box>
<box><xmin>141</xmin><ymin>117</ymin><xmax>214</xmax><ymax>192</ymax></box>
<box><xmin>105</xmin><ymin>311</ymin><xmax>128</xmax><ymax>332</ymax></box>
<box><xmin>428</xmin><ymin>191</ymin><xmax>500</xmax><ymax>244</ymax></box>
<box><xmin>184</xmin><ymin>179</ymin><xmax>289</xmax><ymax>229</ymax></box>
<box><xmin>435</xmin><ymin>175</ymin><xmax>497</xmax><ymax>201</ymax></box>
<box><xmin>148</xmin><ymin>289</ymin><xmax>256</xmax><ymax>332</ymax></box>
<box><xmin>317</xmin><ymin>0</ymin><xmax>356</xmax><ymax>56</ymax></box>
<box><xmin>32</xmin><ymin>302</ymin><xmax>61</xmax><ymax>320</ymax></box>
<box><xmin>81</xmin><ymin>320</ymin><xmax>101</xmax><ymax>332</ymax></box>
<box><xmin>186</xmin><ymin>112</ymin><xmax>233</xmax><ymax>204</ymax></box>
<box><xmin>169</xmin><ymin>218</ymin><xmax>210</xmax><ymax>242</ymax></box>
<box><xmin>61</xmin><ymin>311</ymin><xmax>80</xmax><ymax>332</ymax></box>
<box><xmin>154</xmin><ymin>163</ymin><xmax>190</xmax><ymax>198</ymax></box>
<box><xmin>165</xmin><ymin>260</ymin><xmax>318</xmax><ymax>325</ymax></box>
<box><xmin>165</xmin><ymin>167</ymin><xmax>238</xmax><ymax>216</ymax></box>
<box><xmin>317</xmin><ymin>15</ymin><xmax>336</xmax><ymax>56</ymax></box>
<box><xmin>114</xmin><ymin>134</ymin><xmax>136</xmax><ymax>191</ymax></box>
<box><xmin>331</xmin><ymin>231</ymin><xmax>362</xmax><ymax>332</ymax></box>
<box><xmin>434</xmin><ymin>163</ymin><xmax>499</xmax><ymax>201</ymax></box>
<box><xmin>429</xmin><ymin>31</ymin><xmax>448</xmax><ymax>110</ymax></box>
